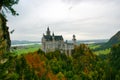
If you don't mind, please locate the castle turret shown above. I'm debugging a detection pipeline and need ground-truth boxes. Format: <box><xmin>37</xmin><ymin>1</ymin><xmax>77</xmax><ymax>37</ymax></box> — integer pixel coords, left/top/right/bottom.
<box><xmin>52</xmin><ymin>32</ymin><xmax>55</xmax><ymax>41</ymax></box>
<box><xmin>43</xmin><ymin>33</ymin><xmax>45</xmax><ymax>36</ymax></box>
<box><xmin>46</xmin><ymin>27</ymin><xmax>51</xmax><ymax>36</ymax></box>
<box><xmin>72</xmin><ymin>35</ymin><xmax>76</xmax><ymax>45</ymax></box>
<box><xmin>52</xmin><ymin>32</ymin><xmax>54</xmax><ymax>37</ymax></box>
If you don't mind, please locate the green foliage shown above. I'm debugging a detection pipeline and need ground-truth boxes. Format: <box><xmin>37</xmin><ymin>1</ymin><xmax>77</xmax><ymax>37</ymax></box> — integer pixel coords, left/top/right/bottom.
<box><xmin>0</xmin><ymin>53</ymin><xmax>37</xmax><ymax>80</ymax></box>
<box><xmin>94</xmin><ymin>48</ymin><xmax>110</xmax><ymax>55</ymax></box>
<box><xmin>65</xmin><ymin>71</ymin><xmax>73</xmax><ymax>78</ymax></box>
<box><xmin>0</xmin><ymin>0</ymin><xmax>19</xmax><ymax>16</ymax></box>
<box><xmin>110</xmin><ymin>44</ymin><xmax>120</xmax><ymax>69</ymax></box>
<box><xmin>88</xmin><ymin>44</ymin><xmax>110</xmax><ymax>55</ymax></box>
<box><xmin>6</xmin><ymin>72</ymin><xmax>19</xmax><ymax>80</ymax></box>
<box><xmin>88</xmin><ymin>44</ymin><xmax>101</xmax><ymax>50</ymax></box>
<box><xmin>109</xmin><ymin>44</ymin><xmax>120</xmax><ymax>79</ymax></box>
<box><xmin>1</xmin><ymin>43</ymin><xmax>120</xmax><ymax>80</ymax></box>
<box><xmin>50</xmin><ymin>58</ymin><xmax>61</xmax><ymax>74</ymax></box>
<box><xmin>57</xmin><ymin>72</ymin><xmax>64</xmax><ymax>80</ymax></box>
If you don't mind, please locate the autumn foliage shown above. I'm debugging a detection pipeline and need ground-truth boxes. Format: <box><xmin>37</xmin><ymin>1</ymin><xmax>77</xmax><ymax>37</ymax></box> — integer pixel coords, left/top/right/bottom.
<box><xmin>25</xmin><ymin>52</ymin><xmax>46</xmax><ymax>77</ymax></box>
<box><xmin>25</xmin><ymin>51</ymin><xmax>65</xmax><ymax>80</ymax></box>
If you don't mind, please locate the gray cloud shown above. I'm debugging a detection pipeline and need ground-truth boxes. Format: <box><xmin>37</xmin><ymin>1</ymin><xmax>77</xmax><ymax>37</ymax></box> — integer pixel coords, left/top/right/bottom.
<box><xmin>62</xmin><ymin>0</ymin><xmax>120</xmax><ymax>4</ymax></box>
<box><xmin>7</xmin><ymin>0</ymin><xmax>120</xmax><ymax>41</ymax></box>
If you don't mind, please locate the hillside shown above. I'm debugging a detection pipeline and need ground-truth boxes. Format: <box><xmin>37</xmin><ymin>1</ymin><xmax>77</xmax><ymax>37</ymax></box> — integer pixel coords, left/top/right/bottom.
<box><xmin>105</xmin><ymin>31</ymin><xmax>120</xmax><ymax>47</ymax></box>
<box><xmin>92</xmin><ymin>31</ymin><xmax>120</xmax><ymax>51</ymax></box>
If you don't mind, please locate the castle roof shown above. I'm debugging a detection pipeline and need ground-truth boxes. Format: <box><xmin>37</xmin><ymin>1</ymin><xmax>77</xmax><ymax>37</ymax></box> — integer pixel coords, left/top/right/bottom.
<box><xmin>44</xmin><ymin>35</ymin><xmax>63</xmax><ymax>41</ymax></box>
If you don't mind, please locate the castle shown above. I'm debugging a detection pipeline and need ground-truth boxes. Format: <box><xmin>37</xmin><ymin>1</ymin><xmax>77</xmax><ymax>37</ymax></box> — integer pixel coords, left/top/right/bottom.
<box><xmin>41</xmin><ymin>27</ymin><xmax>76</xmax><ymax>55</ymax></box>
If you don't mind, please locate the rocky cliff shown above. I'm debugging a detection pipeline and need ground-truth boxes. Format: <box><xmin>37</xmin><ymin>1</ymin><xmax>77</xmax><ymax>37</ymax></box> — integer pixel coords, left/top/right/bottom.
<box><xmin>0</xmin><ymin>14</ymin><xmax>11</xmax><ymax>54</ymax></box>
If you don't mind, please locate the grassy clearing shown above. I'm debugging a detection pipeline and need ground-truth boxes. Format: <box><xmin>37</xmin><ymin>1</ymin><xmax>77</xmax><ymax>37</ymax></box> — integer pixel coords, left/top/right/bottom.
<box><xmin>11</xmin><ymin>44</ymin><xmax>41</xmax><ymax>55</ymax></box>
<box><xmin>88</xmin><ymin>44</ymin><xmax>101</xmax><ymax>50</ymax></box>
<box><xmin>94</xmin><ymin>48</ymin><xmax>110</xmax><ymax>55</ymax></box>
<box><xmin>88</xmin><ymin>44</ymin><xmax>110</xmax><ymax>55</ymax></box>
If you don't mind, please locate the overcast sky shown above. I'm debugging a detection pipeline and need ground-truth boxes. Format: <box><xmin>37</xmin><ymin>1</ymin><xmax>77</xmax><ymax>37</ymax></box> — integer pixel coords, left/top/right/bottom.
<box><xmin>7</xmin><ymin>0</ymin><xmax>120</xmax><ymax>41</ymax></box>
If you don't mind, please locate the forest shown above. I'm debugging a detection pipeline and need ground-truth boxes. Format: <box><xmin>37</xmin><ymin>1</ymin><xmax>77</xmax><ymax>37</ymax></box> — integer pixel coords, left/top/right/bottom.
<box><xmin>0</xmin><ymin>43</ymin><xmax>120</xmax><ymax>80</ymax></box>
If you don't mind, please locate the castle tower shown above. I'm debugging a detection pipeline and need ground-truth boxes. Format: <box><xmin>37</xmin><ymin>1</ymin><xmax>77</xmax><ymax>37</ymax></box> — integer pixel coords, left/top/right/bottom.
<box><xmin>52</xmin><ymin>32</ymin><xmax>55</xmax><ymax>51</ymax></box>
<box><xmin>46</xmin><ymin>27</ymin><xmax>51</xmax><ymax>36</ymax></box>
<box><xmin>52</xmin><ymin>32</ymin><xmax>55</xmax><ymax>41</ymax></box>
<box><xmin>41</xmin><ymin>33</ymin><xmax>46</xmax><ymax>52</ymax></box>
<box><xmin>72</xmin><ymin>35</ymin><xmax>76</xmax><ymax>45</ymax></box>
<box><xmin>52</xmin><ymin>32</ymin><xmax>54</xmax><ymax>37</ymax></box>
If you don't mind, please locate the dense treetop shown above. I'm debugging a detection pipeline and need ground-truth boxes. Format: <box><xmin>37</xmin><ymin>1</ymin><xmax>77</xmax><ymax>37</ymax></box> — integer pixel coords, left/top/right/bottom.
<box><xmin>0</xmin><ymin>0</ymin><xmax>19</xmax><ymax>16</ymax></box>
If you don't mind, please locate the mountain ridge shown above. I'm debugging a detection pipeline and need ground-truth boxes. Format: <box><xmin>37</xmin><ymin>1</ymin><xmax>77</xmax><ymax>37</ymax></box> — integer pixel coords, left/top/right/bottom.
<box><xmin>106</xmin><ymin>31</ymin><xmax>120</xmax><ymax>47</ymax></box>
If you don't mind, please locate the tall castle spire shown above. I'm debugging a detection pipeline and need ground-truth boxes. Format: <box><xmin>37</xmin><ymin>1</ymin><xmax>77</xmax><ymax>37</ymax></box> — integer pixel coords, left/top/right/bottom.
<box><xmin>72</xmin><ymin>35</ymin><xmax>76</xmax><ymax>45</ymax></box>
<box><xmin>46</xmin><ymin>27</ymin><xmax>51</xmax><ymax>36</ymax></box>
<box><xmin>52</xmin><ymin>32</ymin><xmax>54</xmax><ymax>36</ymax></box>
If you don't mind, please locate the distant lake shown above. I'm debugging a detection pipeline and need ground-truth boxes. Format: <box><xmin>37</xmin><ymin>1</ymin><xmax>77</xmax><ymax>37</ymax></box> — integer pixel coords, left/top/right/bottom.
<box><xmin>69</xmin><ymin>39</ymin><xmax>108</xmax><ymax>44</ymax></box>
<box><xmin>11</xmin><ymin>43</ymin><xmax>41</xmax><ymax>47</ymax></box>
<box><xmin>11</xmin><ymin>39</ymin><xmax>108</xmax><ymax>47</ymax></box>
